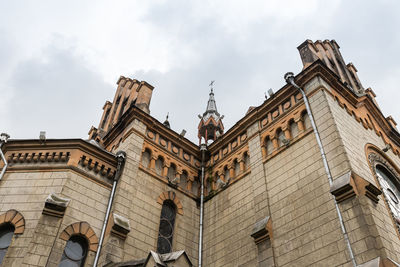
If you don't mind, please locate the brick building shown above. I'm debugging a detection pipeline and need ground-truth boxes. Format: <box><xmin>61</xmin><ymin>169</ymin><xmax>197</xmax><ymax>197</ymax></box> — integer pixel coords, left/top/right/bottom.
<box><xmin>0</xmin><ymin>39</ymin><xmax>400</xmax><ymax>266</ymax></box>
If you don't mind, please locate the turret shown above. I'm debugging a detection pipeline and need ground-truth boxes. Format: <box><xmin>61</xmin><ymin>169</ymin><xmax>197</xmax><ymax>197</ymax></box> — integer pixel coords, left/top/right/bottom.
<box><xmin>197</xmin><ymin>82</ymin><xmax>224</xmax><ymax>145</ymax></box>
<box><xmin>298</xmin><ymin>39</ymin><xmax>364</xmax><ymax>94</ymax></box>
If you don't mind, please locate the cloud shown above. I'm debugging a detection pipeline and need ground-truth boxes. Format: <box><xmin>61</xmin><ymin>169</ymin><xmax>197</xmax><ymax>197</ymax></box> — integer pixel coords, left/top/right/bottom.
<box><xmin>3</xmin><ymin>36</ymin><xmax>113</xmax><ymax>139</ymax></box>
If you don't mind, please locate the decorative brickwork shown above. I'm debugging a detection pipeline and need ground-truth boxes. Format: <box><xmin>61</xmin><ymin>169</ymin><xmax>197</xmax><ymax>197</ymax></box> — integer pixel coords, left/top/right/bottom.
<box><xmin>157</xmin><ymin>191</ymin><xmax>183</xmax><ymax>215</ymax></box>
<box><xmin>59</xmin><ymin>222</ymin><xmax>99</xmax><ymax>252</ymax></box>
<box><xmin>0</xmin><ymin>209</ymin><xmax>25</xmax><ymax>234</ymax></box>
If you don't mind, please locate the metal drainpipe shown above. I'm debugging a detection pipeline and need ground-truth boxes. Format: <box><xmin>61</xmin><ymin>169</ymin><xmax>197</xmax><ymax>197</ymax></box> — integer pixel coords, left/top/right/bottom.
<box><xmin>284</xmin><ymin>72</ymin><xmax>357</xmax><ymax>266</ymax></box>
<box><xmin>0</xmin><ymin>133</ymin><xmax>10</xmax><ymax>181</ymax></box>
<box><xmin>198</xmin><ymin>141</ymin><xmax>207</xmax><ymax>267</ymax></box>
<box><xmin>93</xmin><ymin>151</ymin><xmax>126</xmax><ymax>267</ymax></box>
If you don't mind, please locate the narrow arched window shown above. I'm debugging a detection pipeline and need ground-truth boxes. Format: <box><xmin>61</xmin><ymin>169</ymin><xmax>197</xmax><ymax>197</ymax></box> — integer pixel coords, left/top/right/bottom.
<box><xmin>59</xmin><ymin>235</ymin><xmax>88</xmax><ymax>267</ymax></box>
<box><xmin>265</xmin><ymin>137</ymin><xmax>273</xmax><ymax>155</ymax></box>
<box><xmin>302</xmin><ymin>112</ymin><xmax>311</xmax><ymax>130</ymax></box>
<box><xmin>155</xmin><ymin>156</ymin><xmax>164</xmax><ymax>176</ymax></box>
<box><xmin>179</xmin><ymin>170</ymin><xmax>188</xmax><ymax>190</ymax></box>
<box><xmin>0</xmin><ymin>224</ymin><xmax>15</xmax><ymax>265</ymax></box>
<box><xmin>289</xmin><ymin>119</ymin><xmax>298</xmax><ymax>138</ymax></box>
<box><xmin>375</xmin><ymin>165</ymin><xmax>400</xmax><ymax>226</ymax></box>
<box><xmin>234</xmin><ymin>159</ymin><xmax>240</xmax><ymax>176</ymax></box>
<box><xmin>141</xmin><ymin>149</ymin><xmax>151</xmax><ymax>168</ymax></box>
<box><xmin>157</xmin><ymin>200</ymin><xmax>176</xmax><ymax>254</ymax></box>
<box><xmin>191</xmin><ymin>178</ymin><xmax>199</xmax><ymax>196</ymax></box>
<box><xmin>167</xmin><ymin>164</ymin><xmax>177</xmax><ymax>181</ymax></box>
<box><xmin>224</xmin><ymin>166</ymin><xmax>230</xmax><ymax>181</ymax></box>
<box><xmin>277</xmin><ymin>129</ymin><xmax>286</xmax><ymax>147</ymax></box>
<box><xmin>243</xmin><ymin>152</ymin><xmax>250</xmax><ymax>170</ymax></box>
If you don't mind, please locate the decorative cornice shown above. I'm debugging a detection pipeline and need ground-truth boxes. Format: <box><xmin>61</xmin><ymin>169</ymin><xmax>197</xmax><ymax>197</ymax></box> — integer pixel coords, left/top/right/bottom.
<box><xmin>2</xmin><ymin>139</ymin><xmax>117</xmax><ymax>185</ymax></box>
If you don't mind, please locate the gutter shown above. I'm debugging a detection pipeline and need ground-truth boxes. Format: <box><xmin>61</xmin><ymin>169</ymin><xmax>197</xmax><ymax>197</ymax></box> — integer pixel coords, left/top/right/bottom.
<box><xmin>93</xmin><ymin>150</ymin><xmax>126</xmax><ymax>267</ymax></box>
<box><xmin>284</xmin><ymin>72</ymin><xmax>357</xmax><ymax>267</ymax></box>
<box><xmin>0</xmin><ymin>133</ymin><xmax>10</xmax><ymax>181</ymax></box>
<box><xmin>198</xmin><ymin>140</ymin><xmax>207</xmax><ymax>267</ymax></box>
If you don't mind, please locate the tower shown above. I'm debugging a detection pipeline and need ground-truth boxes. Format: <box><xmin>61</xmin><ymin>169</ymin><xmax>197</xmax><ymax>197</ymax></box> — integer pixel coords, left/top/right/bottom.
<box><xmin>197</xmin><ymin>82</ymin><xmax>224</xmax><ymax>145</ymax></box>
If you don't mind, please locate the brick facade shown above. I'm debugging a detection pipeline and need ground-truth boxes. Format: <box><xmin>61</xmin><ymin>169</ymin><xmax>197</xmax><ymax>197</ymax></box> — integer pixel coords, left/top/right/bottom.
<box><xmin>0</xmin><ymin>40</ymin><xmax>399</xmax><ymax>266</ymax></box>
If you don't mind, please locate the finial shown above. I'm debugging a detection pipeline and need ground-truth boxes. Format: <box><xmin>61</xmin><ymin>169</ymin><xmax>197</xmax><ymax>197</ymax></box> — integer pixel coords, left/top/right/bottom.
<box><xmin>209</xmin><ymin>80</ymin><xmax>215</xmax><ymax>94</ymax></box>
<box><xmin>163</xmin><ymin>112</ymin><xmax>170</xmax><ymax>128</ymax></box>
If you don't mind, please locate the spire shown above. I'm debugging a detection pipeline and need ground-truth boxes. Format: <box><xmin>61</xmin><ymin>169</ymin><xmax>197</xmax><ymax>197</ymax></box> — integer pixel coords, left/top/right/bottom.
<box><xmin>197</xmin><ymin>81</ymin><xmax>224</xmax><ymax>145</ymax></box>
<box><xmin>163</xmin><ymin>113</ymin><xmax>170</xmax><ymax>128</ymax></box>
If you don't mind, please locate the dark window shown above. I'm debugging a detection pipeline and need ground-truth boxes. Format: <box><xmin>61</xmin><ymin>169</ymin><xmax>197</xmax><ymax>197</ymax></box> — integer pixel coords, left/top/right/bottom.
<box><xmin>157</xmin><ymin>201</ymin><xmax>176</xmax><ymax>254</ymax></box>
<box><xmin>0</xmin><ymin>224</ymin><xmax>15</xmax><ymax>265</ymax></box>
<box><xmin>375</xmin><ymin>165</ymin><xmax>400</xmax><ymax>226</ymax></box>
<box><xmin>59</xmin><ymin>235</ymin><xmax>88</xmax><ymax>267</ymax></box>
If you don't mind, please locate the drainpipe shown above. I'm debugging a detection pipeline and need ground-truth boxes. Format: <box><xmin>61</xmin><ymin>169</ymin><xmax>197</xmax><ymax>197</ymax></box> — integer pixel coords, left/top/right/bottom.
<box><xmin>284</xmin><ymin>72</ymin><xmax>357</xmax><ymax>266</ymax></box>
<box><xmin>198</xmin><ymin>139</ymin><xmax>207</xmax><ymax>267</ymax></box>
<box><xmin>0</xmin><ymin>133</ymin><xmax>10</xmax><ymax>181</ymax></box>
<box><xmin>93</xmin><ymin>151</ymin><xmax>126</xmax><ymax>267</ymax></box>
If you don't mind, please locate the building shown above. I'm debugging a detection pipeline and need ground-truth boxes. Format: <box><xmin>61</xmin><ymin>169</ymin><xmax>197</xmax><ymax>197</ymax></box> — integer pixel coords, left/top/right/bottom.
<box><xmin>0</xmin><ymin>39</ymin><xmax>400</xmax><ymax>267</ymax></box>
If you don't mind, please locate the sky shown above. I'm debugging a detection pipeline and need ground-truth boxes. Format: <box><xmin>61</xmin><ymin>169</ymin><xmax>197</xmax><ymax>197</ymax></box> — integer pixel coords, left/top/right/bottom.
<box><xmin>1</xmin><ymin>0</ymin><xmax>399</xmax><ymax>143</ymax></box>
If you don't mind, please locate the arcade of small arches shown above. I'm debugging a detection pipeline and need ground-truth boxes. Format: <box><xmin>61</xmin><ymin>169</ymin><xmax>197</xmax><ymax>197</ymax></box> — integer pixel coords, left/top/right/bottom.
<box><xmin>140</xmin><ymin>147</ymin><xmax>200</xmax><ymax>197</ymax></box>
<box><xmin>262</xmin><ymin>109</ymin><xmax>312</xmax><ymax>158</ymax></box>
<box><xmin>205</xmin><ymin>150</ymin><xmax>251</xmax><ymax>194</ymax></box>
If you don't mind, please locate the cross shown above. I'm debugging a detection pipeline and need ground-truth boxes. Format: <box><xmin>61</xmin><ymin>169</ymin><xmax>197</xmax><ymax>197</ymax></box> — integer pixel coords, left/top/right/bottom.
<box><xmin>209</xmin><ymin>80</ymin><xmax>215</xmax><ymax>93</ymax></box>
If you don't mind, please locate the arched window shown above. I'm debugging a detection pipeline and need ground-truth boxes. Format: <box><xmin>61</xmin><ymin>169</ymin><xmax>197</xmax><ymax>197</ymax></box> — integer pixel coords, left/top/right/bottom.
<box><xmin>234</xmin><ymin>159</ymin><xmax>240</xmax><ymax>177</ymax></box>
<box><xmin>157</xmin><ymin>201</ymin><xmax>176</xmax><ymax>254</ymax></box>
<box><xmin>155</xmin><ymin>156</ymin><xmax>164</xmax><ymax>176</ymax></box>
<box><xmin>141</xmin><ymin>149</ymin><xmax>151</xmax><ymax>168</ymax></box>
<box><xmin>276</xmin><ymin>129</ymin><xmax>286</xmax><ymax>147</ymax></box>
<box><xmin>191</xmin><ymin>179</ymin><xmax>199</xmax><ymax>196</ymax></box>
<box><xmin>264</xmin><ymin>137</ymin><xmax>273</xmax><ymax>155</ymax></box>
<box><xmin>289</xmin><ymin>119</ymin><xmax>298</xmax><ymax>138</ymax></box>
<box><xmin>59</xmin><ymin>235</ymin><xmax>88</xmax><ymax>267</ymax></box>
<box><xmin>180</xmin><ymin>170</ymin><xmax>188</xmax><ymax>190</ymax></box>
<box><xmin>243</xmin><ymin>152</ymin><xmax>250</xmax><ymax>170</ymax></box>
<box><xmin>167</xmin><ymin>164</ymin><xmax>177</xmax><ymax>181</ymax></box>
<box><xmin>224</xmin><ymin>166</ymin><xmax>230</xmax><ymax>181</ymax></box>
<box><xmin>375</xmin><ymin>165</ymin><xmax>400</xmax><ymax>226</ymax></box>
<box><xmin>302</xmin><ymin>111</ymin><xmax>311</xmax><ymax>130</ymax></box>
<box><xmin>0</xmin><ymin>224</ymin><xmax>15</xmax><ymax>265</ymax></box>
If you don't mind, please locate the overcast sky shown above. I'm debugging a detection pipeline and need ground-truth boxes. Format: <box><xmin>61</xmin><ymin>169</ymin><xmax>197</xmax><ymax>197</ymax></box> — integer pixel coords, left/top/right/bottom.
<box><xmin>1</xmin><ymin>0</ymin><xmax>399</xmax><ymax>143</ymax></box>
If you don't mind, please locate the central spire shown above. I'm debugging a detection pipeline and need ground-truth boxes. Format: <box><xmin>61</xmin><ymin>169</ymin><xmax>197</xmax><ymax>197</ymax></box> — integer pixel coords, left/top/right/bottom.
<box><xmin>197</xmin><ymin>81</ymin><xmax>224</xmax><ymax>145</ymax></box>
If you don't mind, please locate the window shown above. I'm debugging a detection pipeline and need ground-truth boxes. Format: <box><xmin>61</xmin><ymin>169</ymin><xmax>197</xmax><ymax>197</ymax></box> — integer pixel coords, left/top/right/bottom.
<box><xmin>155</xmin><ymin>157</ymin><xmax>164</xmax><ymax>176</ymax></box>
<box><xmin>167</xmin><ymin>164</ymin><xmax>177</xmax><ymax>181</ymax></box>
<box><xmin>277</xmin><ymin>129</ymin><xmax>286</xmax><ymax>147</ymax></box>
<box><xmin>224</xmin><ymin>166</ymin><xmax>230</xmax><ymax>181</ymax></box>
<box><xmin>157</xmin><ymin>201</ymin><xmax>176</xmax><ymax>254</ymax></box>
<box><xmin>289</xmin><ymin>120</ymin><xmax>298</xmax><ymax>138</ymax></box>
<box><xmin>265</xmin><ymin>137</ymin><xmax>273</xmax><ymax>156</ymax></box>
<box><xmin>302</xmin><ymin>112</ymin><xmax>311</xmax><ymax>130</ymax></box>
<box><xmin>375</xmin><ymin>165</ymin><xmax>400</xmax><ymax>226</ymax></box>
<box><xmin>179</xmin><ymin>170</ymin><xmax>188</xmax><ymax>191</ymax></box>
<box><xmin>59</xmin><ymin>235</ymin><xmax>88</xmax><ymax>267</ymax></box>
<box><xmin>234</xmin><ymin>159</ymin><xmax>240</xmax><ymax>176</ymax></box>
<box><xmin>141</xmin><ymin>149</ymin><xmax>151</xmax><ymax>168</ymax></box>
<box><xmin>0</xmin><ymin>224</ymin><xmax>15</xmax><ymax>265</ymax></box>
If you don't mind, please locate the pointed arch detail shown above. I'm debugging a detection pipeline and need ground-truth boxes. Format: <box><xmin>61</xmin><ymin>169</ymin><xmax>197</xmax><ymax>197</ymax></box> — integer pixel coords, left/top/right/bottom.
<box><xmin>157</xmin><ymin>191</ymin><xmax>183</xmax><ymax>215</ymax></box>
<box><xmin>59</xmin><ymin>222</ymin><xmax>99</xmax><ymax>252</ymax></box>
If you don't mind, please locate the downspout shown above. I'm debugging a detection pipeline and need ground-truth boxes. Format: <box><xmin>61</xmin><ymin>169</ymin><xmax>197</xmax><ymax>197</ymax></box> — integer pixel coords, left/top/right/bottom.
<box><xmin>0</xmin><ymin>133</ymin><xmax>10</xmax><ymax>181</ymax></box>
<box><xmin>198</xmin><ymin>140</ymin><xmax>207</xmax><ymax>267</ymax></box>
<box><xmin>284</xmin><ymin>72</ymin><xmax>357</xmax><ymax>267</ymax></box>
<box><xmin>93</xmin><ymin>150</ymin><xmax>126</xmax><ymax>267</ymax></box>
